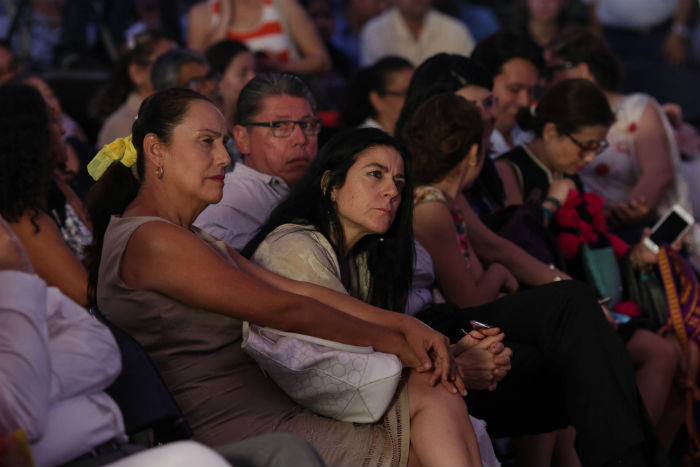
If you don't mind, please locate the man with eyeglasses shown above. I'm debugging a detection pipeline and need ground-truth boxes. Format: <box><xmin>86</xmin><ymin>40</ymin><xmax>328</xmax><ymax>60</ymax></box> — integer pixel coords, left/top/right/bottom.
<box><xmin>471</xmin><ymin>31</ymin><xmax>544</xmax><ymax>158</ymax></box>
<box><xmin>195</xmin><ymin>72</ymin><xmax>320</xmax><ymax>250</ymax></box>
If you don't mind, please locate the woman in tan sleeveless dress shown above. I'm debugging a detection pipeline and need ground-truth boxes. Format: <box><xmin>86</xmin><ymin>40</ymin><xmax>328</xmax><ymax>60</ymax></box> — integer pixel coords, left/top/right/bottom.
<box><xmin>86</xmin><ymin>88</ymin><xmax>483</xmax><ymax>466</ymax></box>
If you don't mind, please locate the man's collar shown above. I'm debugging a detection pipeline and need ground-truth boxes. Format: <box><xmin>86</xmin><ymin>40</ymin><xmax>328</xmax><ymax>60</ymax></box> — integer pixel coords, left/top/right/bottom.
<box><xmin>234</xmin><ymin>162</ymin><xmax>290</xmax><ymax>196</ymax></box>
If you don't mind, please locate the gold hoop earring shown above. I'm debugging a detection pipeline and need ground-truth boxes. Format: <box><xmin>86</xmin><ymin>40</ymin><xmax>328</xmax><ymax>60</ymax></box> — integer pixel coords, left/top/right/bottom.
<box><xmin>156</xmin><ymin>166</ymin><xmax>164</xmax><ymax>179</ymax></box>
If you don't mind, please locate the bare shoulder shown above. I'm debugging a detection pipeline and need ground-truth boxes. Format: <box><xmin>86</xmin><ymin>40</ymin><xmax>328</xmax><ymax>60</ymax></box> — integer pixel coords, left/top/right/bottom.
<box><xmin>413</xmin><ymin>199</ymin><xmax>455</xmax><ymax>236</ymax></box>
<box><xmin>11</xmin><ymin>210</ymin><xmax>61</xmax><ymax>240</ymax></box>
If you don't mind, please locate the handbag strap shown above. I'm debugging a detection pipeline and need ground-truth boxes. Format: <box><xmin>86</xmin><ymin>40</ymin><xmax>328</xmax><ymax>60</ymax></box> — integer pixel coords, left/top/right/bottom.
<box><xmin>657</xmin><ymin>246</ymin><xmax>700</xmax><ymax>463</ymax></box>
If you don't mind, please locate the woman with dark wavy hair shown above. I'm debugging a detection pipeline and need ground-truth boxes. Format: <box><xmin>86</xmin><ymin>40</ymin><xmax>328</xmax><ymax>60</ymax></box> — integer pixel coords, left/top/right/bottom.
<box><xmin>0</xmin><ymin>84</ymin><xmax>88</xmax><ymax>306</ymax></box>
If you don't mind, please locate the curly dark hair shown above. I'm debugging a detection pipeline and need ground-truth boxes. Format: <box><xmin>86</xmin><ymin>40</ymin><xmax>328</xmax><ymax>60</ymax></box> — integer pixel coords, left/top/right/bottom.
<box><xmin>404</xmin><ymin>93</ymin><xmax>484</xmax><ymax>185</ymax></box>
<box><xmin>0</xmin><ymin>84</ymin><xmax>52</xmax><ymax>230</ymax></box>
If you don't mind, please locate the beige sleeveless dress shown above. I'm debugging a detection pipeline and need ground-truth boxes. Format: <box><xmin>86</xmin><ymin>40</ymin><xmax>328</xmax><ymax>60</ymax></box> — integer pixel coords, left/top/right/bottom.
<box><xmin>97</xmin><ymin>215</ymin><xmax>409</xmax><ymax>466</ymax></box>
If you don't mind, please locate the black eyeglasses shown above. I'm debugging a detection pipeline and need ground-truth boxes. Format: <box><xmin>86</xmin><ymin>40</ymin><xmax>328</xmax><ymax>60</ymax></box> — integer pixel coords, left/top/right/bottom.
<box><xmin>564</xmin><ymin>131</ymin><xmax>609</xmax><ymax>155</ymax></box>
<box><xmin>243</xmin><ymin>119</ymin><xmax>322</xmax><ymax>137</ymax></box>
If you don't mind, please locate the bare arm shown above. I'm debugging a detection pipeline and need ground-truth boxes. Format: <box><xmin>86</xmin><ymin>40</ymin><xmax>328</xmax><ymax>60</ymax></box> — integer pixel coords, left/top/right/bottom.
<box><xmin>610</xmin><ymin>100</ymin><xmax>673</xmax><ymax>226</ymax></box>
<box><xmin>457</xmin><ymin>196</ymin><xmax>569</xmax><ymax>285</ymax></box>
<box><xmin>495</xmin><ymin>160</ymin><xmax>523</xmax><ymax>206</ymax></box>
<box><xmin>663</xmin><ymin>0</ymin><xmax>695</xmax><ymax>65</ymax></box>
<box><xmin>122</xmin><ymin>221</ymin><xmax>462</xmax><ymax>391</ymax></box>
<box><xmin>277</xmin><ymin>0</ymin><xmax>331</xmax><ymax>74</ymax></box>
<box><xmin>187</xmin><ymin>1</ymin><xmax>230</xmax><ymax>51</ymax></box>
<box><xmin>413</xmin><ymin>200</ymin><xmax>515</xmax><ymax>308</ymax></box>
<box><xmin>11</xmin><ymin>212</ymin><xmax>88</xmax><ymax>307</ymax></box>
<box><xmin>235</xmin><ymin>246</ymin><xmax>461</xmax><ymax>389</ymax></box>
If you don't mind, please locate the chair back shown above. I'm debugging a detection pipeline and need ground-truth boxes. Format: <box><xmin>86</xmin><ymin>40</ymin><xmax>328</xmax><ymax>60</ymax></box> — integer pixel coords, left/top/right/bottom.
<box><xmin>90</xmin><ymin>307</ymin><xmax>194</xmax><ymax>445</ymax></box>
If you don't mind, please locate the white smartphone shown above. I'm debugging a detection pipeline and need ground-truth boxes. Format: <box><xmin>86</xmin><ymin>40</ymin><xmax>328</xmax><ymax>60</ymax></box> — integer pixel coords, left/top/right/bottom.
<box><xmin>642</xmin><ymin>204</ymin><xmax>695</xmax><ymax>254</ymax></box>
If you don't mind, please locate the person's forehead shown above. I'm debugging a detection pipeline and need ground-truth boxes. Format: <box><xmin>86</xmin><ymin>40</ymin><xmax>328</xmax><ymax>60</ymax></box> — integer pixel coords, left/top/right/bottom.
<box><xmin>255</xmin><ymin>94</ymin><xmax>314</xmax><ymax>120</ymax></box>
<box><xmin>456</xmin><ymin>85</ymin><xmax>491</xmax><ymax>101</ymax></box>
<box><xmin>498</xmin><ymin>58</ymin><xmax>539</xmax><ymax>82</ymax></box>
<box><xmin>177</xmin><ymin>100</ymin><xmax>226</xmax><ymax>132</ymax></box>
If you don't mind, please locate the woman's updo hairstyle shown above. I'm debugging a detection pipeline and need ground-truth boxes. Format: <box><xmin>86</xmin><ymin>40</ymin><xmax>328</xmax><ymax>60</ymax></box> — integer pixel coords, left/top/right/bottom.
<box><xmin>517</xmin><ymin>78</ymin><xmax>614</xmax><ymax>137</ymax></box>
<box><xmin>404</xmin><ymin>93</ymin><xmax>483</xmax><ymax>186</ymax></box>
<box><xmin>86</xmin><ymin>88</ymin><xmax>212</xmax><ymax>306</ymax></box>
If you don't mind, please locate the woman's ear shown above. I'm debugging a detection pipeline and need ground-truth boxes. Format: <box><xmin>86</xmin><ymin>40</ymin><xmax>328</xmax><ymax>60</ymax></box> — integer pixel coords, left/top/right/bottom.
<box><xmin>467</xmin><ymin>143</ymin><xmax>479</xmax><ymax>167</ymax></box>
<box><xmin>143</xmin><ymin>133</ymin><xmax>165</xmax><ymax>168</ymax></box>
<box><xmin>542</xmin><ymin>122</ymin><xmax>559</xmax><ymax>143</ymax></box>
<box><xmin>368</xmin><ymin>91</ymin><xmax>384</xmax><ymax>115</ymax></box>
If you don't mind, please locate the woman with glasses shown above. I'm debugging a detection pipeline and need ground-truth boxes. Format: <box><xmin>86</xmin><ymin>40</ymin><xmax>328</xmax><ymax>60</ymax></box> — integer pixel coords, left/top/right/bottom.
<box><xmin>496</xmin><ymin>78</ymin><xmax>697</xmax><ymax>458</ymax></box>
<box><xmin>340</xmin><ymin>56</ymin><xmax>414</xmax><ymax>136</ymax></box>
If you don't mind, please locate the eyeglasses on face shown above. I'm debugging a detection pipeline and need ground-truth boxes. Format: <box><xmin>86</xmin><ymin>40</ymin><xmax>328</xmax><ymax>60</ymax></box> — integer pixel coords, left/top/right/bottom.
<box><xmin>563</xmin><ymin>131</ymin><xmax>609</xmax><ymax>155</ymax></box>
<box><xmin>242</xmin><ymin>119</ymin><xmax>322</xmax><ymax>137</ymax></box>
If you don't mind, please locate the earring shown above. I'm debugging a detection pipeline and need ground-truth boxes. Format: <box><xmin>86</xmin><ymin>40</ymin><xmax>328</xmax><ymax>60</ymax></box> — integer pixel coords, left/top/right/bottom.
<box><xmin>156</xmin><ymin>166</ymin><xmax>164</xmax><ymax>179</ymax></box>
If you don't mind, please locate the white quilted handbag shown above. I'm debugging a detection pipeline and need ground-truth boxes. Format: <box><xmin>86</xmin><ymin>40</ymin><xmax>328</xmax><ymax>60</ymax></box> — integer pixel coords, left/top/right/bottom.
<box><xmin>241</xmin><ymin>322</ymin><xmax>403</xmax><ymax>423</ymax></box>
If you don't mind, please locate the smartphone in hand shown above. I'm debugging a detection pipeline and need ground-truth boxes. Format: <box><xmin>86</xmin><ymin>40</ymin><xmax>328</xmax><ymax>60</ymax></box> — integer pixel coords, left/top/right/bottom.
<box><xmin>470</xmin><ymin>320</ymin><xmax>495</xmax><ymax>332</ymax></box>
<box><xmin>643</xmin><ymin>204</ymin><xmax>694</xmax><ymax>254</ymax></box>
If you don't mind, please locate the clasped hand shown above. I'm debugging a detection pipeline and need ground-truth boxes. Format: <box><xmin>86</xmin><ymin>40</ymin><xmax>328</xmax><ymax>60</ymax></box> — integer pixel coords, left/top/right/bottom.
<box><xmin>400</xmin><ymin>317</ymin><xmax>468</xmax><ymax>396</ymax></box>
<box><xmin>453</xmin><ymin>327</ymin><xmax>512</xmax><ymax>391</ymax></box>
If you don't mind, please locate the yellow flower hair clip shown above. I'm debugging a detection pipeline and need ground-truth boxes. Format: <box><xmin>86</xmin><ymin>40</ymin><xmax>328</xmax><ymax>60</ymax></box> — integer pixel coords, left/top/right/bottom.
<box><xmin>87</xmin><ymin>135</ymin><xmax>138</xmax><ymax>181</ymax></box>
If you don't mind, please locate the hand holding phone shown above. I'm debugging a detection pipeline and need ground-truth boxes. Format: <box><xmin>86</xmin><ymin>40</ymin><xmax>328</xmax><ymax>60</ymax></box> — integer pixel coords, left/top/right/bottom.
<box><xmin>643</xmin><ymin>204</ymin><xmax>694</xmax><ymax>254</ymax></box>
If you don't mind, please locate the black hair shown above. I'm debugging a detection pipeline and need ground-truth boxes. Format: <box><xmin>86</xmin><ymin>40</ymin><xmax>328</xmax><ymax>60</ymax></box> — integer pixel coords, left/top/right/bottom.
<box><xmin>517</xmin><ymin>78</ymin><xmax>615</xmax><ymax>136</ymax></box>
<box><xmin>546</xmin><ymin>27</ymin><xmax>623</xmax><ymax>92</ymax></box>
<box><xmin>340</xmin><ymin>56</ymin><xmax>414</xmax><ymax>128</ymax></box>
<box><xmin>205</xmin><ymin>39</ymin><xmax>251</xmax><ymax>75</ymax></box>
<box><xmin>471</xmin><ymin>31</ymin><xmax>544</xmax><ymax>78</ymax></box>
<box><xmin>243</xmin><ymin>127</ymin><xmax>414</xmax><ymax>312</ymax></box>
<box><xmin>395</xmin><ymin>53</ymin><xmax>492</xmax><ymax>143</ymax></box>
<box><xmin>85</xmin><ymin>88</ymin><xmax>212</xmax><ymax>306</ymax></box>
<box><xmin>404</xmin><ymin>93</ymin><xmax>484</xmax><ymax>185</ymax></box>
<box><xmin>0</xmin><ymin>84</ymin><xmax>52</xmax><ymax>231</ymax></box>
<box><xmin>235</xmin><ymin>72</ymin><xmax>316</xmax><ymax>124</ymax></box>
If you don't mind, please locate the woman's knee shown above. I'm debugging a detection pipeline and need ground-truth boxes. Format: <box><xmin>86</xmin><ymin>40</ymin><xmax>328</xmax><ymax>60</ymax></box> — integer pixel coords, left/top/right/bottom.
<box><xmin>628</xmin><ymin>330</ymin><xmax>679</xmax><ymax>370</ymax></box>
<box><xmin>406</xmin><ymin>370</ymin><xmax>468</xmax><ymax>417</ymax></box>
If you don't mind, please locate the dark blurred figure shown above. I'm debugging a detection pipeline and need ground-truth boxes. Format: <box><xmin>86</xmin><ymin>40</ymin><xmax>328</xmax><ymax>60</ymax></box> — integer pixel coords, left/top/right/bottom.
<box><xmin>507</xmin><ymin>0</ymin><xmax>589</xmax><ymax>48</ymax></box>
<box><xmin>433</xmin><ymin>0</ymin><xmax>501</xmax><ymax>41</ymax></box>
<box><xmin>93</xmin><ymin>30</ymin><xmax>176</xmax><ymax>148</ymax></box>
<box><xmin>205</xmin><ymin>39</ymin><xmax>255</xmax><ymax>128</ymax></box>
<box><xmin>331</xmin><ymin>0</ymin><xmax>388</xmax><ymax>69</ymax></box>
<box><xmin>340</xmin><ymin>56</ymin><xmax>413</xmax><ymax>134</ymax></box>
